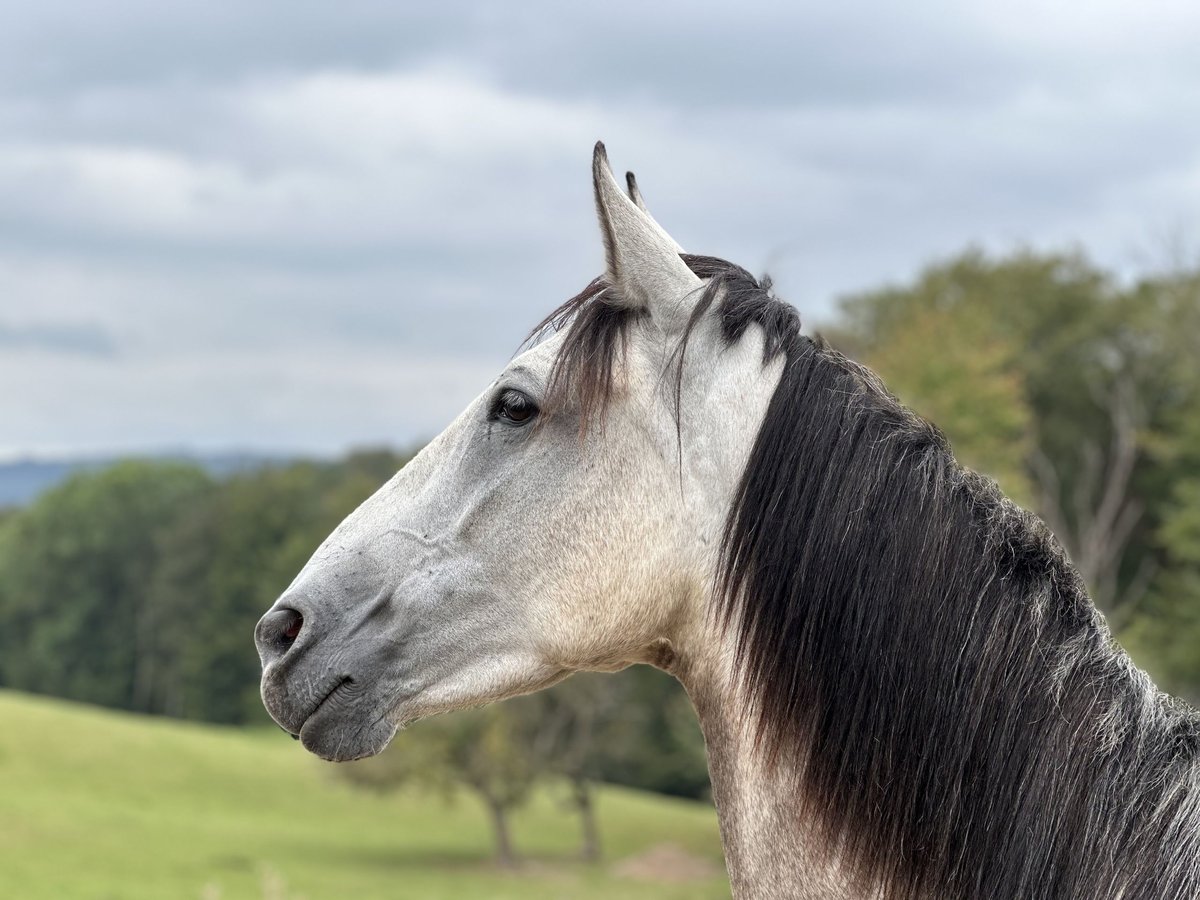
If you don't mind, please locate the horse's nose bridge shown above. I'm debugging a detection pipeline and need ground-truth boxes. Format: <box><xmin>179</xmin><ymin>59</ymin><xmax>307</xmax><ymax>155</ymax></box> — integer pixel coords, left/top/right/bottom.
<box><xmin>255</xmin><ymin>489</ymin><xmax>450</xmax><ymax>668</ymax></box>
<box><xmin>343</xmin><ymin>583</ymin><xmax>401</xmax><ymax>639</ymax></box>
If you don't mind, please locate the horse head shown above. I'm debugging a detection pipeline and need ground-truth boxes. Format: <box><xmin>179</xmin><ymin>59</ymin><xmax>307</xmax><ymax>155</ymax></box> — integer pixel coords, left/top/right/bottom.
<box><xmin>255</xmin><ymin>144</ymin><xmax>781</xmax><ymax>762</ymax></box>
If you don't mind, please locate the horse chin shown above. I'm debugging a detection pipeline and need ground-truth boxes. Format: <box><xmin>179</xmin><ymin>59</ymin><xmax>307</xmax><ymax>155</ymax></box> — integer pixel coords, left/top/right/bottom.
<box><xmin>298</xmin><ymin>700</ymin><xmax>399</xmax><ymax>762</ymax></box>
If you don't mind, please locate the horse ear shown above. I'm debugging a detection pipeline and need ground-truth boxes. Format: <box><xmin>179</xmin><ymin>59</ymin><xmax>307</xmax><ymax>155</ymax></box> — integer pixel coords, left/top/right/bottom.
<box><xmin>625</xmin><ymin>170</ymin><xmax>650</xmax><ymax>212</ymax></box>
<box><xmin>592</xmin><ymin>142</ymin><xmax>700</xmax><ymax>330</ymax></box>
<box><xmin>626</xmin><ymin>170</ymin><xmax>684</xmax><ymax>254</ymax></box>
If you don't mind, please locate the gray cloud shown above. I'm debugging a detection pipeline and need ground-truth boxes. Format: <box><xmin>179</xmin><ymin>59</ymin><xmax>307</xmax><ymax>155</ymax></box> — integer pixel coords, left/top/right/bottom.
<box><xmin>0</xmin><ymin>0</ymin><xmax>1198</xmax><ymax>457</ymax></box>
<box><xmin>0</xmin><ymin>320</ymin><xmax>117</xmax><ymax>357</ymax></box>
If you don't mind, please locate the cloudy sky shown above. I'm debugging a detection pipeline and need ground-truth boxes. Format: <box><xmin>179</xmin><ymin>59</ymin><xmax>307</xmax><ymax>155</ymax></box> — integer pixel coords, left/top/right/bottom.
<box><xmin>2</xmin><ymin>1</ymin><xmax>1199</xmax><ymax>459</ymax></box>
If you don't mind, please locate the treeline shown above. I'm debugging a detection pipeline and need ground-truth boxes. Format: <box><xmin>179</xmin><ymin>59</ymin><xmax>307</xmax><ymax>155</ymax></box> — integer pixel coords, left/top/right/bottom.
<box><xmin>0</xmin><ymin>450</ymin><xmax>409</xmax><ymax>723</ymax></box>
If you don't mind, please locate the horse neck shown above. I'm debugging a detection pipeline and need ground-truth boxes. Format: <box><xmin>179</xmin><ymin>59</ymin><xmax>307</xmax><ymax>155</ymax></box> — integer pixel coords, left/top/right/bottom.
<box><xmin>677</xmin><ymin>649</ymin><xmax>861</xmax><ymax>900</ymax></box>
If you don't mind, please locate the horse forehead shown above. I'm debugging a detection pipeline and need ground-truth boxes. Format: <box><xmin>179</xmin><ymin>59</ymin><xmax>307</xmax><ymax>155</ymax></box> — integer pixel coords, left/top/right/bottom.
<box><xmin>503</xmin><ymin>335</ymin><xmax>560</xmax><ymax>381</ymax></box>
<box><xmin>499</xmin><ymin>308</ymin><xmax>732</xmax><ymax>404</ymax></box>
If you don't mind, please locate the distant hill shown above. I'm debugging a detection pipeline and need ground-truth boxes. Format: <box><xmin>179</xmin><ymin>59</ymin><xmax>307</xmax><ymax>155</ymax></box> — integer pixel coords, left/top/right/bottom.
<box><xmin>0</xmin><ymin>453</ymin><xmax>290</xmax><ymax>508</ymax></box>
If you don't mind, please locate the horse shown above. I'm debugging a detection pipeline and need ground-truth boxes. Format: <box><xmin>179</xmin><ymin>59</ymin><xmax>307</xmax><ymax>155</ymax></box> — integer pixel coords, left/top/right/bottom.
<box><xmin>256</xmin><ymin>143</ymin><xmax>1200</xmax><ymax>899</ymax></box>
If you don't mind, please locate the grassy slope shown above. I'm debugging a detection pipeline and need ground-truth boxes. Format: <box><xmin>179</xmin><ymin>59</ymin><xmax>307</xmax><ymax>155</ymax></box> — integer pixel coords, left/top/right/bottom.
<box><xmin>0</xmin><ymin>690</ymin><xmax>729</xmax><ymax>899</ymax></box>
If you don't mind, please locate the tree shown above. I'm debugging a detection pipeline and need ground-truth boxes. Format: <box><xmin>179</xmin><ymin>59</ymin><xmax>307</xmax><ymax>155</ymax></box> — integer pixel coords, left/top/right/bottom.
<box><xmin>335</xmin><ymin>663</ymin><xmax>712</xmax><ymax>865</ymax></box>
<box><xmin>337</xmin><ymin>705</ymin><xmax>538</xmax><ymax>867</ymax></box>
<box><xmin>518</xmin><ymin>674</ymin><xmax>619</xmax><ymax>862</ymax></box>
<box><xmin>831</xmin><ymin>249</ymin><xmax>1200</xmax><ymax>635</ymax></box>
<box><xmin>582</xmin><ymin>666</ymin><xmax>710</xmax><ymax>801</ymax></box>
<box><xmin>0</xmin><ymin>461</ymin><xmax>213</xmax><ymax>713</ymax></box>
<box><xmin>533</xmin><ymin>669</ymin><xmax>712</xmax><ymax>858</ymax></box>
<box><xmin>1126</xmin><ymin>477</ymin><xmax>1200</xmax><ymax>701</ymax></box>
<box><xmin>839</xmin><ymin>297</ymin><xmax>1033</xmax><ymax>503</ymax></box>
<box><xmin>1124</xmin><ymin>401</ymin><xmax>1200</xmax><ymax>699</ymax></box>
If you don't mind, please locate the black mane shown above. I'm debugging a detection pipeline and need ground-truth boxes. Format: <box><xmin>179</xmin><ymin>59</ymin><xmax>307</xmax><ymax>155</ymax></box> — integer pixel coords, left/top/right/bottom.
<box><xmin>534</xmin><ymin>256</ymin><xmax>1200</xmax><ymax>899</ymax></box>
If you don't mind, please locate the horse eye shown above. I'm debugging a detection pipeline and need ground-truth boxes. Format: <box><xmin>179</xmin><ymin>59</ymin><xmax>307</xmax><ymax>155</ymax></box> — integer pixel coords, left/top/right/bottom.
<box><xmin>493</xmin><ymin>389</ymin><xmax>538</xmax><ymax>426</ymax></box>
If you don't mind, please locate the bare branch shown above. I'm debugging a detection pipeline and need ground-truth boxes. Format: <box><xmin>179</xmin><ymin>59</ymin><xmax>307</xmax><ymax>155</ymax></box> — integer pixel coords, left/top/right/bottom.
<box><xmin>1107</xmin><ymin>555</ymin><xmax>1160</xmax><ymax>632</ymax></box>
<box><xmin>1030</xmin><ymin>447</ymin><xmax>1069</xmax><ymax>539</ymax></box>
<box><xmin>1029</xmin><ymin>374</ymin><xmax>1148</xmax><ymax>615</ymax></box>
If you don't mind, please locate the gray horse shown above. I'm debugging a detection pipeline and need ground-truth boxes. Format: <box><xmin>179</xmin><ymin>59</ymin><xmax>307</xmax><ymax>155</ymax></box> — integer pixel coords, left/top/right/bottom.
<box><xmin>257</xmin><ymin>144</ymin><xmax>1200</xmax><ymax>899</ymax></box>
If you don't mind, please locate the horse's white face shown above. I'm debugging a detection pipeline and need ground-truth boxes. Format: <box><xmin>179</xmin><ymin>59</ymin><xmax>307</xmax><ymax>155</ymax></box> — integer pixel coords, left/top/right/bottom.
<box><xmin>256</xmin><ymin>145</ymin><xmax>781</xmax><ymax>761</ymax></box>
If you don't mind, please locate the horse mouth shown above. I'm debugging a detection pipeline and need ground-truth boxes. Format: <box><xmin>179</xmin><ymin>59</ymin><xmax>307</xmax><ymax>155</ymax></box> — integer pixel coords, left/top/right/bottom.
<box><xmin>294</xmin><ymin>675</ymin><xmax>398</xmax><ymax>762</ymax></box>
<box><xmin>291</xmin><ymin>676</ymin><xmax>352</xmax><ymax>738</ymax></box>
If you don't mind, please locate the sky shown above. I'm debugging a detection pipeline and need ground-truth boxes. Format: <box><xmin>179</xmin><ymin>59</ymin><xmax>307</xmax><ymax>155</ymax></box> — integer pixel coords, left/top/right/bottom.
<box><xmin>2</xmin><ymin>1</ymin><xmax>1199</xmax><ymax>459</ymax></box>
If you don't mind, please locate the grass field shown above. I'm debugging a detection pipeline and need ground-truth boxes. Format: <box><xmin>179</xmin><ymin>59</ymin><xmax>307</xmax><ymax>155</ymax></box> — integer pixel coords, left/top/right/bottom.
<box><xmin>0</xmin><ymin>690</ymin><xmax>729</xmax><ymax>899</ymax></box>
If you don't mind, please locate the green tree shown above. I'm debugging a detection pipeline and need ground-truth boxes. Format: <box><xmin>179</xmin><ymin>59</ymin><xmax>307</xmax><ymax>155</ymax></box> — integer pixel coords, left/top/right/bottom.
<box><xmin>514</xmin><ymin>669</ymin><xmax>711</xmax><ymax>859</ymax></box>
<box><xmin>517</xmin><ymin>674</ymin><xmax>619</xmax><ymax>862</ymax></box>
<box><xmin>338</xmin><ymin>705</ymin><xmax>538</xmax><ymax>866</ymax></box>
<box><xmin>335</xmin><ymin>667</ymin><xmax>712</xmax><ymax>865</ymax></box>
<box><xmin>846</xmin><ymin>299</ymin><xmax>1033</xmax><ymax>503</ymax></box>
<box><xmin>832</xmin><ymin>249</ymin><xmax>1200</xmax><ymax>634</ymax></box>
<box><xmin>1124</xmin><ymin>394</ymin><xmax>1200</xmax><ymax>700</ymax></box>
<box><xmin>0</xmin><ymin>461</ymin><xmax>213</xmax><ymax>713</ymax></box>
<box><xmin>583</xmin><ymin>667</ymin><xmax>710</xmax><ymax>801</ymax></box>
<box><xmin>1126</xmin><ymin>478</ymin><xmax>1200</xmax><ymax>701</ymax></box>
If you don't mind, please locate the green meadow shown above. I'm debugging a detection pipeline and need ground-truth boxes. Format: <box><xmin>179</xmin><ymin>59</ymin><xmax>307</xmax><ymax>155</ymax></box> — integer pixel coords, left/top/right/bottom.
<box><xmin>0</xmin><ymin>690</ymin><xmax>729</xmax><ymax>899</ymax></box>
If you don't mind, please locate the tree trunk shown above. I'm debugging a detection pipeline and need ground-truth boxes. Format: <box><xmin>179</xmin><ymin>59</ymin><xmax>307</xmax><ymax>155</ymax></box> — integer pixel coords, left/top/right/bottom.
<box><xmin>131</xmin><ymin>598</ymin><xmax>156</xmax><ymax>713</ymax></box>
<box><xmin>572</xmin><ymin>777</ymin><xmax>602</xmax><ymax>863</ymax></box>
<box><xmin>484</xmin><ymin>797</ymin><xmax>517</xmax><ymax>867</ymax></box>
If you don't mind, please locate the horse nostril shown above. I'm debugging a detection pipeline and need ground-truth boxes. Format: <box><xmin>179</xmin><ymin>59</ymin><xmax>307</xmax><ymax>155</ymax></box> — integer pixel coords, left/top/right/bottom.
<box><xmin>279</xmin><ymin>609</ymin><xmax>303</xmax><ymax>645</ymax></box>
<box><xmin>255</xmin><ymin>606</ymin><xmax>309</xmax><ymax>664</ymax></box>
